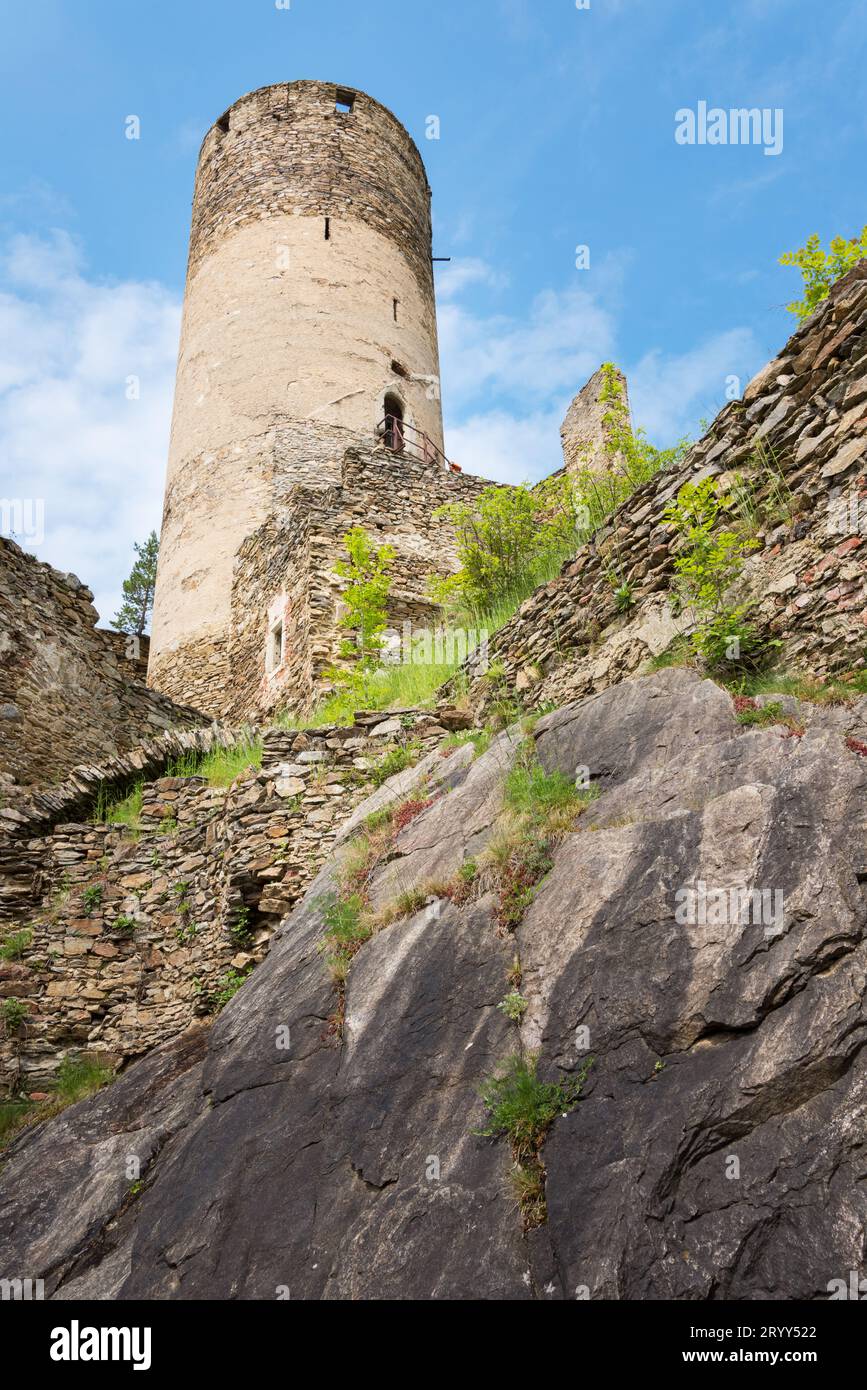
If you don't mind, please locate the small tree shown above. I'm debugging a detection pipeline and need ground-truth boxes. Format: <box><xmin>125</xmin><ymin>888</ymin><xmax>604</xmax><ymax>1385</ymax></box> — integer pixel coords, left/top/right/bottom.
<box><xmin>430</xmin><ymin>478</ymin><xmax>580</xmax><ymax>617</ymax></box>
<box><xmin>325</xmin><ymin>527</ymin><xmax>395</xmax><ymax>697</ymax></box>
<box><xmin>663</xmin><ymin>478</ymin><xmax>766</xmax><ymax>670</ymax></box>
<box><xmin>113</xmin><ymin>531</ymin><xmax>159</xmax><ymax>635</ymax></box>
<box><xmin>780</xmin><ymin>228</ymin><xmax>867</xmax><ymax>322</ymax></box>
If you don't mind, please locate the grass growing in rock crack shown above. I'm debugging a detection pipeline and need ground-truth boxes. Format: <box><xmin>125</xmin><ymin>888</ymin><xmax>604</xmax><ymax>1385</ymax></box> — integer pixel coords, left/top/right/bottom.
<box><xmin>475</xmin><ymin>1052</ymin><xmax>592</xmax><ymax>1228</ymax></box>
<box><xmin>476</xmin><ymin>743</ymin><xmax>598</xmax><ymax>932</ymax></box>
<box><xmin>167</xmin><ymin>740</ymin><xmax>263</xmax><ymax>787</ymax></box>
<box><xmin>439</xmin><ymin>729</ymin><xmax>492</xmax><ymax>758</ymax></box>
<box><xmin>728</xmin><ymin>668</ymin><xmax>867</xmax><ymax>705</ymax></box>
<box><xmin>317</xmin><ymin>792</ymin><xmax>438</xmax><ymax>1037</ymax></box>
<box><xmin>92</xmin><ymin>780</ymin><xmax>143</xmax><ymax>831</ymax></box>
<box><xmin>321</xmin><ymin>893</ymin><xmax>374</xmax><ymax>985</ymax></box>
<box><xmin>0</xmin><ymin>1052</ymin><xmax>115</xmax><ymax>1154</ymax></box>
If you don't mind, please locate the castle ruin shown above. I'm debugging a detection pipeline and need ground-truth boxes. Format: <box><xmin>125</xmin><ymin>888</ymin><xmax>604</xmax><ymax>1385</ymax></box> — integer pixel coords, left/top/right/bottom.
<box><xmin>148</xmin><ymin>80</ymin><xmax>491</xmax><ymax>722</ymax></box>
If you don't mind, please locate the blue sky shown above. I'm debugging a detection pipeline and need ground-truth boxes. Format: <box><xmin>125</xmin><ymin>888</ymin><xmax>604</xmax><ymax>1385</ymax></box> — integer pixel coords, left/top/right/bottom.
<box><xmin>1</xmin><ymin>0</ymin><xmax>865</xmax><ymax>621</ymax></box>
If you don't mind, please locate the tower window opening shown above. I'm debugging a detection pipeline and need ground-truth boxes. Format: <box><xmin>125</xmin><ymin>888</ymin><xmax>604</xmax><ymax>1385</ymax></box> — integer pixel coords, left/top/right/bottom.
<box><xmin>325</xmin><ymin>217</ymin><xmax>331</xmax><ymax>240</ymax></box>
<box><xmin>335</xmin><ymin>89</ymin><xmax>355</xmax><ymax>114</ymax></box>
<box><xmin>391</xmin><ymin>359</ymin><xmax>409</xmax><ymax>379</ymax></box>
<box><xmin>216</xmin><ymin>111</ymin><xmax>230</xmax><ymax>134</ymax></box>
<box><xmin>393</xmin><ymin>298</ymin><xmax>399</xmax><ymax>322</ymax></box>
<box><xmin>383</xmin><ymin>395</ymin><xmax>405</xmax><ymax>453</ymax></box>
<box><xmin>267</xmin><ymin>618</ymin><xmax>285</xmax><ymax>674</ymax></box>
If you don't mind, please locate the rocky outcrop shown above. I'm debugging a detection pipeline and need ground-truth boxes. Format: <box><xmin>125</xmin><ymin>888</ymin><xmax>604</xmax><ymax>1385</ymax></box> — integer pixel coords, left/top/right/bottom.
<box><xmin>1</xmin><ymin>669</ymin><xmax>864</xmax><ymax>1299</ymax></box>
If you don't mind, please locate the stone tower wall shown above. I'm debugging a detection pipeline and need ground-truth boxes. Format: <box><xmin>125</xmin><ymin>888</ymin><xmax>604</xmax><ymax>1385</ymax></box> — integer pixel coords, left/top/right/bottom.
<box><xmin>149</xmin><ymin>81</ymin><xmax>447</xmax><ymax>715</ymax></box>
<box><xmin>560</xmin><ymin>363</ymin><xmax>631</xmax><ymax>478</ymax></box>
<box><xmin>225</xmin><ymin>446</ymin><xmax>494</xmax><ymax>722</ymax></box>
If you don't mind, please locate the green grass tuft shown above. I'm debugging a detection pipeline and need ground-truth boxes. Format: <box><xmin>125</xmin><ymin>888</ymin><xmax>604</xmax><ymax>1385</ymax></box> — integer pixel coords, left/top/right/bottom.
<box><xmin>476</xmin><ymin>1053</ymin><xmax>591</xmax><ymax>1162</ymax></box>
<box><xmin>168</xmin><ymin>740</ymin><xmax>263</xmax><ymax>787</ymax></box>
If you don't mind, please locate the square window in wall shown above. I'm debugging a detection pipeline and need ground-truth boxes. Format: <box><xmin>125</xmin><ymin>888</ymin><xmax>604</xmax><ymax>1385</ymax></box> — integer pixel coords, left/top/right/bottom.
<box><xmin>267</xmin><ymin>618</ymin><xmax>285</xmax><ymax>675</ymax></box>
<box><xmin>335</xmin><ymin>89</ymin><xmax>355</xmax><ymax>114</ymax></box>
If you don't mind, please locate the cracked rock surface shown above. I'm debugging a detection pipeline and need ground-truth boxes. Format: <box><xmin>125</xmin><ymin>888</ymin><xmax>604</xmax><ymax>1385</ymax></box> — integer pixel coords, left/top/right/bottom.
<box><xmin>1</xmin><ymin>668</ymin><xmax>864</xmax><ymax>1299</ymax></box>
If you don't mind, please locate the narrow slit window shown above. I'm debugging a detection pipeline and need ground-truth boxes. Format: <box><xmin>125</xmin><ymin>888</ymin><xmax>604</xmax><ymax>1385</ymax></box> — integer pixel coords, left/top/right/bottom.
<box><xmin>393</xmin><ymin>298</ymin><xmax>399</xmax><ymax>322</ymax></box>
<box><xmin>325</xmin><ymin>217</ymin><xmax>331</xmax><ymax>241</ymax></box>
<box><xmin>267</xmin><ymin>619</ymin><xmax>285</xmax><ymax>674</ymax></box>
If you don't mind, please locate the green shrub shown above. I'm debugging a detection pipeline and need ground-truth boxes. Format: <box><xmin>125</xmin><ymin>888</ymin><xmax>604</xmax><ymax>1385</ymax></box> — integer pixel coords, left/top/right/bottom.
<box><xmin>429</xmin><ymin>478</ymin><xmax>583</xmax><ymax>618</ymax></box>
<box><xmin>229</xmin><ymin>905</ymin><xmax>252</xmax><ymax>943</ymax></box>
<box><xmin>212</xmin><ymin>968</ymin><xmax>252</xmax><ymax>1011</ymax></box>
<box><xmin>2</xmin><ymin>998</ymin><xmax>28</xmax><ymax>1031</ymax></box>
<box><xmin>323</xmin><ymin>527</ymin><xmax>396</xmax><ymax>698</ymax></box>
<box><xmin>497</xmin><ymin>991</ymin><xmax>529</xmax><ymax>1022</ymax></box>
<box><xmin>0</xmin><ymin>929</ymin><xmax>33</xmax><ymax>961</ymax></box>
<box><xmin>780</xmin><ymin>227</ymin><xmax>867</xmax><ymax>321</ymax></box>
<box><xmin>81</xmin><ymin>883</ymin><xmax>103</xmax><ymax>915</ymax></box>
<box><xmin>663</xmin><ymin>477</ymin><xmax>777</xmax><ymax>673</ymax></box>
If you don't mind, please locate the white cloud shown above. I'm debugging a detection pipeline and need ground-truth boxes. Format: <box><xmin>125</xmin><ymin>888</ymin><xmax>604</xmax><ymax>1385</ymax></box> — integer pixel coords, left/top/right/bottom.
<box><xmin>446</xmin><ymin>406</ymin><xmax>566</xmax><ymax>486</ymax></box>
<box><xmin>627</xmin><ymin>328</ymin><xmax>764</xmax><ymax>443</ymax></box>
<box><xmin>439</xmin><ymin>255</ymin><xmax>766</xmax><ymax>479</ymax></box>
<box><xmin>435</xmin><ymin>257</ymin><xmax>509</xmax><ymax>302</ymax></box>
<box><xmin>0</xmin><ymin>230</ymin><xmax>180</xmax><ymax>624</ymax></box>
<box><xmin>439</xmin><ymin>265</ymin><xmax>617</xmax><ymax>412</ymax></box>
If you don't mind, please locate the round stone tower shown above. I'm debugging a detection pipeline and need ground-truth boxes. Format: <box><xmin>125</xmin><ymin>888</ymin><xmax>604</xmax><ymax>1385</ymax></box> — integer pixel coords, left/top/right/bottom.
<box><xmin>148</xmin><ymin>80</ymin><xmax>445</xmax><ymax>713</ymax></box>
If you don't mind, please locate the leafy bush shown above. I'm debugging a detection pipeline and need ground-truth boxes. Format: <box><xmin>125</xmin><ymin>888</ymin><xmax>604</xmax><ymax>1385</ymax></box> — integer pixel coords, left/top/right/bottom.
<box><xmin>430</xmin><ymin>478</ymin><xmax>582</xmax><ymax>618</ymax></box>
<box><xmin>324</xmin><ymin>527</ymin><xmax>395</xmax><ymax>698</ymax></box>
<box><xmin>0</xmin><ymin>929</ymin><xmax>32</xmax><ymax>961</ymax></box>
<box><xmin>780</xmin><ymin>227</ymin><xmax>867</xmax><ymax>322</ymax></box>
<box><xmin>212</xmin><ymin>968</ymin><xmax>251</xmax><ymax>1011</ymax></box>
<box><xmin>497</xmin><ymin>991</ymin><xmax>529</xmax><ymax>1022</ymax></box>
<box><xmin>81</xmin><ymin>883</ymin><xmax>103</xmax><ymax>915</ymax></box>
<box><xmin>663</xmin><ymin>477</ymin><xmax>773</xmax><ymax>672</ymax></box>
<box><xmin>2</xmin><ymin>998</ymin><xmax>28</xmax><ymax>1031</ymax></box>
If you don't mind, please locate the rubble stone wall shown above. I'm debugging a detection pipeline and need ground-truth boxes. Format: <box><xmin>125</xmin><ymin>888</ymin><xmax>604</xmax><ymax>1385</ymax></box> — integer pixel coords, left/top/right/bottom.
<box><xmin>0</xmin><ymin>539</ymin><xmax>206</xmax><ymax>787</ymax></box>
<box><xmin>0</xmin><ymin>708</ymin><xmax>451</xmax><ymax>1093</ymax></box>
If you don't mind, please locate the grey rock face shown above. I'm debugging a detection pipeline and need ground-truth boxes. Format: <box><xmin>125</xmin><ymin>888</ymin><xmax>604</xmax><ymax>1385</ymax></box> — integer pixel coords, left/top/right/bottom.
<box><xmin>1</xmin><ymin>669</ymin><xmax>864</xmax><ymax>1299</ymax></box>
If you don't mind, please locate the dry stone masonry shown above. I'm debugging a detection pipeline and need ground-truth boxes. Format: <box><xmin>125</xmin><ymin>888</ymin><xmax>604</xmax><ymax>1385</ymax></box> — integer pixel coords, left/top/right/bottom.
<box><xmin>0</xmin><ymin>538</ymin><xmax>207</xmax><ymax>787</ymax></box>
<box><xmin>0</xmin><ymin>708</ymin><xmax>452</xmax><ymax>1093</ymax></box>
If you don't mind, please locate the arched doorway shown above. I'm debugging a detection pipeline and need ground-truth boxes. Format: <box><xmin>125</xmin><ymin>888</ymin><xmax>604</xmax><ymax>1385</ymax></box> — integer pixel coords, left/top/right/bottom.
<box><xmin>383</xmin><ymin>394</ymin><xmax>405</xmax><ymax>453</ymax></box>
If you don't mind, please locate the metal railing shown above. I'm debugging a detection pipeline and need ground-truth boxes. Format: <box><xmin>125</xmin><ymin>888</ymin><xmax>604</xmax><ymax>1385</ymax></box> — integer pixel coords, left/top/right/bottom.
<box><xmin>376</xmin><ymin>415</ymin><xmax>459</xmax><ymax>472</ymax></box>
